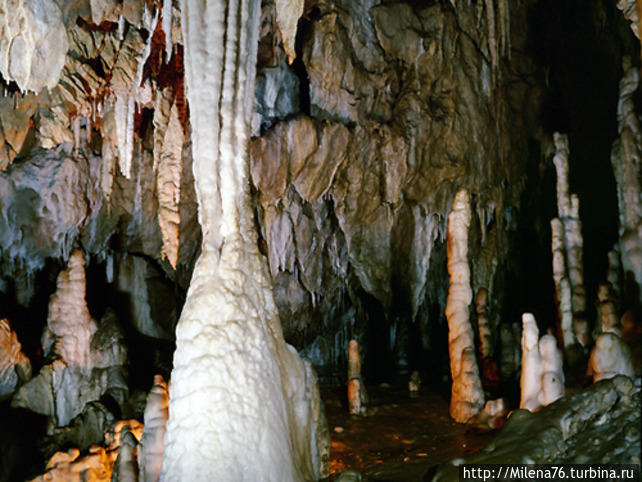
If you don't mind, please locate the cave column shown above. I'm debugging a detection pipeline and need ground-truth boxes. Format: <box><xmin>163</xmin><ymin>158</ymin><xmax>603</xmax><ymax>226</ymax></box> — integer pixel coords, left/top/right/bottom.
<box><xmin>161</xmin><ymin>0</ymin><xmax>328</xmax><ymax>480</ymax></box>
<box><xmin>445</xmin><ymin>188</ymin><xmax>485</xmax><ymax>423</ymax></box>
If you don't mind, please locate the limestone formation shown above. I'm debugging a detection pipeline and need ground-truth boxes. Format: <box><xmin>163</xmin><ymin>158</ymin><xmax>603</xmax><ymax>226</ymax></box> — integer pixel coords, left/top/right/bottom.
<box><xmin>434</xmin><ymin>376</ymin><xmax>640</xmax><ymax>478</ymax></box>
<box><xmin>518</xmin><ymin>316</ymin><xmax>565</xmax><ymax>411</ymax></box>
<box><xmin>551</xmin><ymin>218</ymin><xmax>574</xmax><ymax>348</ymax></box>
<box><xmin>161</xmin><ymin>0</ymin><xmax>329</xmax><ymax>479</ymax></box>
<box><xmin>347</xmin><ymin>339</ymin><xmax>366</xmax><ymax>414</ymax></box>
<box><xmin>274</xmin><ymin>0</ymin><xmax>303</xmax><ymax>63</ymax></box>
<box><xmin>41</xmin><ymin>250</ymin><xmax>97</xmax><ymax>366</ymax></box>
<box><xmin>475</xmin><ymin>288</ymin><xmax>492</xmax><ymax>358</ymax></box>
<box><xmin>588</xmin><ymin>333</ymin><xmax>635</xmax><ymax>383</ymax></box>
<box><xmin>0</xmin><ymin>318</ymin><xmax>31</xmax><ymax>400</ymax></box>
<box><xmin>445</xmin><ymin>189</ymin><xmax>485</xmax><ymax>423</ymax></box>
<box><xmin>139</xmin><ymin>375</ymin><xmax>169</xmax><ymax>482</ymax></box>
<box><xmin>597</xmin><ymin>283</ymin><xmax>621</xmax><ymax>336</ymax></box>
<box><xmin>551</xmin><ymin>133</ymin><xmax>588</xmax><ymax>350</ymax></box>
<box><xmin>13</xmin><ymin>252</ymin><xmax>128</xmax><ymax>426</ymax></box>
<box><xmin>520</xmin><ymin>313</ymin><xmax>543</xmax><ymax>411</ymax></box>
<box><xmin>538</xmin><ymin>334</ymin><xmax>565</xmax><ymax>406</ymax></box>
<box><xmin>0</xmin><ymin>0</ymin><xmax>68</xmax><ymax>92</ymax></box>
<box><xmin>611</xmin><ymin>62</ymin><xmax>642</xmax><ymax>296</ymax></box>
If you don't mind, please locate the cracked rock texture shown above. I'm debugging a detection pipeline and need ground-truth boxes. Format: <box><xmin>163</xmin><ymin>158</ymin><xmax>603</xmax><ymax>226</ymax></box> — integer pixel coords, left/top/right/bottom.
<box><xmin>434</xmin><ymin>375</ymin><xmax>641</xmax><ymax>480</ymax></box>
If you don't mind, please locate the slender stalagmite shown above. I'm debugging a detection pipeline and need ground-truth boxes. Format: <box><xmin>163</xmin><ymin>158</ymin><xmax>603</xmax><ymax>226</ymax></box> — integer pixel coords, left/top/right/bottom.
<box><xmin>445</xmin><ymin>189</ymin><xmax>485</xmax><ymax>423</ymax></box>
<box><xmin>552</xmin><ymin>133</ymin><xmax>587</xmax><ymax>345</ymax></box>
<box><xmin>161</xmin><ymin>0</ymin><xmax>328</xmax><ymax>479</ymax></box>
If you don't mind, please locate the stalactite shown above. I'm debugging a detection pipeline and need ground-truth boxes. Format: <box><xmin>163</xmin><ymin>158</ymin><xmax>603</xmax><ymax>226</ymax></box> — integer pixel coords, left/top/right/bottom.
<box><xmin>115</xmin><ymin>95</ymin><xmax>136</xmax><ymax>179</ymax></box>
<box><xmin>161</xmin><ymin>0</ymin><xmax>329</xmax><ymax>479</ymax></box>
<box><xmin>483</xmin><ymin>0</ymin><xmax>498</xmax><ymax>77</ymax></box>
<box><xmin>274</xmin><ymin>0</ymin><xmax>304</xmax><ymax>64</ymax></box>
<box><xmin>163</xmin><ymin>0</ymin><xmax>173</xmax><ymax>59</ymax></box>
<box><xmin>611</xmin><ymin>61</ymin><xmax>642</xmax><ymax>294</ymax></box>
<box><xmin>156</xmin><ymin>103</ymin><xmax>183</xmax><ymax>269</ymax></box>
<box><xmin>445</xmin><ymin>188</ymin><xmax>485</xmax><ymax>423</ymax></box>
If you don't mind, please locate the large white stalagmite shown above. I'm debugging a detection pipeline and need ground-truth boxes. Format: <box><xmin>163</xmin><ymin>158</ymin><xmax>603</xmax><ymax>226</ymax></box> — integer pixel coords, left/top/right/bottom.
<box><xmin>445</xmin><ymin>189</ymin><xmax>485</xmax><ymax>423</ymax></box>
<box><xmin>161</xmin><ymin>0</ymin><xmax>329</xmax><ymax>480</ymax></box>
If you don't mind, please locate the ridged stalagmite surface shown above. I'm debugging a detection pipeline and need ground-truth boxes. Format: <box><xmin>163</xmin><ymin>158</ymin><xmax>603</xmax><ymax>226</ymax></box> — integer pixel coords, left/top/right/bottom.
<box><xmin>445</xmin><ymin>189</ymin><xmax>484</xmax><ymax>423</ymax></box>
<box><xmin>161</xmin><ymin>0</ymin><xmax>329</xmax><ymax>479</ymax></box>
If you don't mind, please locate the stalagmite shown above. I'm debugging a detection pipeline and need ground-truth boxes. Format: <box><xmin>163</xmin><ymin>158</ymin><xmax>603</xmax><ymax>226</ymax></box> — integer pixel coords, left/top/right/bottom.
<box><xmin>520</xmin><ymin>313</ymin><xmax>542</xmax><ymax>412</ymax></box>
<box><xmin>520</xmin><ymin>315</ymin><xmax>566</xmax><ymax>411</ymax></box>
<box><xmin>552</xmin><ymin>133</ymin><xmax>587</xmax><ymax>343</ymax></box>
<box><xmin>0</xmin><ymin>318</ymin><xmax>31</xmax><ymax>400</ymax></box>
<box><xmin>597</xmin><ymin>283</ymin><xmax>621</xmax><ymax>336</ymax></box>
<box><xmin>274</xmin><ymin>0</ymin><xmax>304</xmax><ymax>64</ymax></box>
<box><xmin>13</xmin><ymin>252</ymin><xmax>128</xmax><ymax>426</ymax></box>
<box><xmin>551</xmin><ymin>218</ymin><xmax>574</xmax><ymax>348</ymax></box>
<box><xmin>445</xmin><ymin>188</ymin><xmax>485</xmax><ymax>423</ymax></box>
<box><xmin>139</xmin><ymin>375</ymin><xmax>169</xmax><ymax>482</ymax></box>
<box><xmin>588</xmin><ymin>333</ymin><xmax>635</xmax><ymax>383</ymax></box>
<box><xmin>113</xmin><ymin>427</ymin><xmax>139</xmax><ymax>482</ymax></box>
<box><xmin>611</xmin><ymin>62</ymin><xmax>642</xmax><ymax>293</ymax></box>
<box><xmin>161</xmin><ymin>0</ymin><xmax>329</xmax><ymax>479</ymax></box>
<box><xmin>538</xmin><ymin>334</ymin><xmax>565</xmax><ymax>406</ymax></box>
<box><xmin>607</xmin><ymin>249</ymin><xmax>622</xmax><ymax>298</ymax></box>
<box><xmin>156</xmin><ymin>103</ymin><xmax>183</xmax><ymax>268</ymax></box>
<box><xmin>475</xmin><ymin>288</ymin><xmax>492</xmax><ymax>358</ymax></box>
<box><xmin>347</xmin><ymin>339</ymin><xmax>366</xmax><ymax>415</ymax></box>
<box><xmin>41</xmin><ymin>250</ymin><xmax>97</xmax><ymax>367</ymax></box>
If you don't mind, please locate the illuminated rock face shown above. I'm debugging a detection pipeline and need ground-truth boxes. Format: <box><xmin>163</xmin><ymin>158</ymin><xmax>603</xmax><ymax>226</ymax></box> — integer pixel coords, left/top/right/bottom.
<box><xmin>161</xmin><ymin>0</ymin><xmax>329</xmax><ymax>479</ymax></box>
<box><xmin>611</xmin><ymin>63</ymin><xmax>642</xmax><ymax>297</ymax></box>
<box><xmin>12</xmin><ymin>251</ymin><xmax>128</xmax><ymax>427</ymax></box>
<box><xmin>588</xmin><ymin>333</ymin><xmax>635</xmax><ymax>383</ymax></box>
<box><xmin>0</xmin><ymin>0</ymin><xmax>68</xmax><ymax>92</ymax></box>
<box><xmin>445</xmin><ymin>189</ymin><xmax>485</xmax><ymax>423</ymax></box>
<box><xmin>0</xmin><ymin>318</ymin><xmax>31</xmax><ymax>400</ymax></box>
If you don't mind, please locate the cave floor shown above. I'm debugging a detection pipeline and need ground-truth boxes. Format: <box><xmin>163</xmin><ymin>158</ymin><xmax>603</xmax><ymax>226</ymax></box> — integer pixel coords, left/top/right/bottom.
<box><xmin>322</xmin><ymin>382</ymin><xmax>496</xmax><ymax>481</ymax></box>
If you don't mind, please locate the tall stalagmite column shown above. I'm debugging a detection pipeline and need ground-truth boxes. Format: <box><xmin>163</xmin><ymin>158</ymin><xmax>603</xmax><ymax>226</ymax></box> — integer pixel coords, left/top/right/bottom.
<box><xmin>611</xmin><ymin>61</ymin><xmax>642</xmax><ymax>297</ymax></box>
<box><xmin>445</xmin><ymin>189</ymin><xmax>485</xmax><ymax>423</ymax></box>
<box><xmin>161</xmin><ymin>0</ymin><xmax>329</xmax><ymax>480</ymax></box>
<box><xmin>551</xmin><ymin>133</ymin><xmax>587</xmax><ymax>347</ymax></box>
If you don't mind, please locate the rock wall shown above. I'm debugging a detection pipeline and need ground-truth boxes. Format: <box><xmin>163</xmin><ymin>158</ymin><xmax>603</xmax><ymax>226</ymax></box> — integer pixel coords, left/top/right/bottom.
<box><xmin>0</xmin><ymin>0</ymin><xmax>546</xmax><ymax>380</ymax></box>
